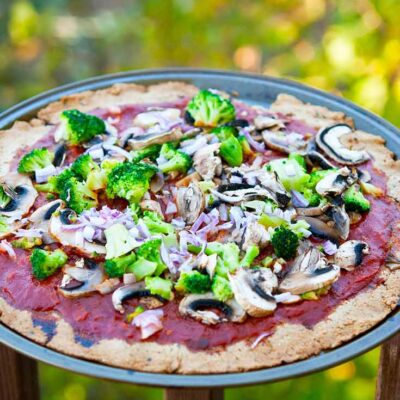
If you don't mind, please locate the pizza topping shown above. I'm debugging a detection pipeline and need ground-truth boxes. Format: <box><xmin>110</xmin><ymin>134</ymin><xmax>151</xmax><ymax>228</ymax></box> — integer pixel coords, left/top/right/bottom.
<box><xmin>132</xmin><ymin>308</ymin><xmax>164</xmax><ymax>339</ymax></box>
<box><xmin>55</xmin><ymin>109</ymin><xmax>106</xmax><ymax>145</ymax></box>
<box><xmin>254</xmin><ymin>115</ymin><xmax>285</xmax><ymax>131</ymax></box>
<box><xmin>185</xmin><ymin>89</ymin><xmax>236</xmax><ymax>128</ymax></box>
<box><xmin>18</xmin><ymin>148</ymin><xmax>55</xmax><ymax>175</ymax></box>
<box><xmin>59</xmin><ymin>259</ymin><xmax>105</xmax><ymax>298</ymax></box>
<box><xmin>112</xmin><ymin>282</ymin><xmax>166</xmax><ymax>313</ymax></box>
<box><xmin>179</xmin><ymin>293</ymin><xmax>246</xmax><ymax>325</ymax></box>
<box><xmin>316</xmin><ymin>123</ymin><xmax>370</xmax><ymax>165</ymax></box>
<box><xmin>306</xmin><ymin>139</ymin><xmax>336</xmax><ymax>170</ymax></box>
<box><xmin>28</xmin><ymin>199</ymin><xmax>62</xmax><ymax>244</ymax></box>
<box><xmin>315</xmin><ymin>167</ymin><xmax>357</xmax><ymax>196</ymax></box>
<box><xmin>279</xmin><ymin>247</ymin><xmax>340</xmax><ymax>295</ymax></box>
<box><xmin>176</xmin><ymin>183</ymin><xmax>205</xmax><ymax>224</ymax></box>
<box><xmin>193</xmin><ymin>143</ymin><xmax>222</xmax><ymax>180</ymax></box>
<box><xmin>262</xmin><ymin>130</ymin><xmax>307</xmax><ymax>154</ymax></box>
<box><xmin>334</xmin><ymin>240</ymin><xmax>370</xmax><ymax>271</ymax></box>
<box><xmin>229</xmin><ymin>268</ymin><xmax>277</xmax><ymax>317</ymax></box>
<box><xmin>53</xmin><ymin>143</ymin><xmax>67</xmax><ymax>167</ymax></box>
<box><xmin>30</xmin><ymin>248</ymin><xmax>68</xmax><ymax>280</ymax></box>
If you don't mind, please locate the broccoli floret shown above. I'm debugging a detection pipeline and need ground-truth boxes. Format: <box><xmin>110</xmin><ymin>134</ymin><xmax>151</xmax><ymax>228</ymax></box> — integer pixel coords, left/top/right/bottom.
<box><xmin>60</xmin><ymin>109</ymin><xmax>105</xmax><ymax>145</ymax></box>
<box><xmin>289</xmin><ymin>219</ymin><xmax>311</xmax><ymax>239</ymax></box>
<box><xmin>238</xmin><ymin>135</ymin><xmax>253</xmax><ymax>157</ymax></box>
<box><xmin>141</xmin><ymin>211</ymin><xmax>174</xmax><ymax>235</ymax></box>
<box><xmin>18</xmin><ymin>148</ymin><xmax>54</xmax><ymax>174</ymax></box>
<box><xmin>0</xmin><ymin>215</ymin><xmax>9</xmax><ymax>234</ymax></box>
<box><xmin>135</xmin><ymin>239</ymin><xmax>167</xmax><ymax>276</ymax></box>
<box><xmin>60</xmin><ymin>177</ymin><xmax>97</xmax><ymax>213</ymax></box>
<box><xmin>35</xmin><ymin>168</ymin><xmax>75</xmax><ymax>194</ymax></box>
<box><xmin>128</xmin><ymin>258</ymin><xmax>158</xmax><ymax>281</ymax></box>
<box><xmin>131</xmin><ymin>144</ymin><xmax>161</xmax><ymax>163</ymax></box>
<box><xmin>86</xmin><ymin>169</ymin><xmax>107</xmax><ymax>191</ymax></box>
<box><xmin>105</xmin><ymin>223</ymin><xmax>138</xmax><ymax>260</ymax></box>
<box><xmin>211</xmin><ymin>275</ymin><xmax>233</xmax><ymax>301</ymax></box>
<box><xmin>145</xmin><ymin>276</ymin><xmax>173</xmax><ymax>300</ymax></box>
<box><xmin>12</xmin><ymin>237</ymin><xmax>42</xmax><ymax>249</ymax></box>
<box><xmin>0</xmin><ymin>187</ymin><xmax>12</xmax><ymax>209</ymax></box>
<box><xmin>175</xmin><ymin>270</ymin><xmax>211</xmax><ymax>294</ymax></box>
<box><xmin>239</xmin><ymin>245</ymin><xmax>260</xmax><ymax>268</ymax></box>
<box><xmin>104</xmin><ymin>252</ymin><xmax>137</xmax><ymax>278</ymax></box>
<box><xmin>212</xmin><ymin>126</ymin><xmax>237</xmax><ymax>141</ymax></box>
<box><xmin>30</xmin><ymin>248</ymin><xmax>68</xmax><ymax>280</ymax></box>
<box><xmin>186</xmin><ymin>89</ymin><xmax>236</xmax><ymax>127</ymax></box>
<box><xmin>269</xmin><ymin>157</ymin><xmax>310</xmax><ymax>192</ymax></box>
<box><xmin>71</xmin><ymin>154</ymin><xmax>99</xmax><ymax>181</ymax></box>
<box><xmin>301</xmin><ymin>188</ymin><xmax>322</xmax><ymax>207</ymax></box>
<box><xmin>106</xmin><ymin>162</ymin><xmax>158</xmax><ymax>203</ymax></box>
<box><xmin>271</xmin><ymin>226</ymin><xmax>299</xmax><ymax>260</ymax></box>
<box><xmin>129</xmin><ymin>203</ymin><xmax>143</xmax><ymax>222</ymax></box>
<box><xmin>158</xmin><ymin>143</ymin><xmax>192</xmax><ymax>174</ymax></box>
<box><xmin>220</xmin><ymin>136</ymin><xmax>243</xmax><ymax>167</ymax></box>
<box><xmin>343</xmin><ymin>185</ymin><xmax>371</xmax><ymax>213</ymax></box>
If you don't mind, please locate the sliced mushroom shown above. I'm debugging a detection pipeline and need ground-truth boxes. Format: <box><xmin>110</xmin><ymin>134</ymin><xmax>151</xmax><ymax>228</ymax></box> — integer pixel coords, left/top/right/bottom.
<box><xmin>49</xmin><ymin>209</ymin><xmax>106</xmax><ymax>256</ymax></box>
<box><xmin>254</xmin><ymin>115</ymin><xmax>285</xmax><ymax>131</ymax></box>
<box><xmin>112</xmin><ymin>282</ymin><xmax>167</xmax><ymax>313</ymax></box>
<box><xmin>306</xmin><ymin>139</ymin><xmax>336</xmax><ymax>169</ymax></box>
<box><xmin>229</xmin><ymin>268</ymin><xmax>277</xmax><ymax>317</ymax></box>
<box><xmin>316</xmin><ymin>124</ymin><xmax>370</xmax><ymax>165</ymax></box>
<box><xmin>262</xmin><ymin>130</ymin><xmax>308</xmax><ymax>154</ymax></box>
<box><xmin>176</xmin><ymin>182</ymin><xmax>205</xmax><ymax>224</ymax></box>
<box><xmin>334</xmin><ymin>240</ymin><xmax>369</xmax><ymax>271</ymax></box>
<box><xmin>315</xmin><ymin>167</ymin><xmax>357</xmax><ymax>196</ymax></box>
<box><xmin>133</xmin><ymin>108</ymin><xmax>181</xmax><ymax>129</ymax></box>
<box><xmin>0</xmin><ymin>173</ymin><xmax>38</xmax><ymax>238</ymax></box>
<box><xmin>296</xmin><ymin>203</ymin><xmax>330</xmax><ymax>217</ymax></box>
<box><xmin>211</xmin><ymin>184</ymin><xmax>276</xmax><ymax>204</ymax></box>
<box><xmin>193</xmin><ymin>143</ymin><xmax>222</xmax><ymax>180</ymax></box>
<box><xmin>299</xmin><ymin>216</ymin><xmax>340</xmax><ymax>243</ymax></box>
<box><xmin>53</xmin><ymin>143</ymin><xmax>67</xmax><ymax>167</ymax></box>
<box><xmin>242</xmin><ymin>222</ymin><xmax>270</xmax><ymax>250</ymax></box>
<box><xmin>59</xmin><ymin>259</ymin><xmax>105</xmax><ymax>298</ymax></box>
<box><xmin>386</xmin><ymin>248</ymin><xmax>400</xmax><ymax>270</ymax></box>
<box><xmin>329</xmin><ymin>205</ymin><xmax>350</xmax><ymax>240</ymax></box>
<box><xmin>279</xmin><ymin>247</ymin><xmax>340</xmax><ymax>295</ymax></box>
<box><xmin>356</xmin><ymin>168</ymin><xmax>371</xmax><ymax>183</ymax></box>
<box><xmin>128</xmin><ymin>128</ymin><xmax>190</xmax><ymax>151</ymax></box>
<box><xmin>179</xmin><ymin>293</ymin><xmax>246</xmax><ymax>325</ymax></box>
<box><xmin>28</xmin><ymin>200</ymin><xmax>63</xmax><ymax>244</ymax></box>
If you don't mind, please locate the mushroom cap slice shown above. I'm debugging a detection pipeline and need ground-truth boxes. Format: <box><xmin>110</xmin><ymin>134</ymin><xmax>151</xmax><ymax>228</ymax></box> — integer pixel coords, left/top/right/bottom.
<box><xmin>211</xmin><ymin>184</ymin><xmax>276</xmax><ymax>205</ymax></box>
<box><xmin>262</xmin><ymin>130</ymin><xmax>307</xmax><ymax>154</ymax></box>
<box><xmin>0</xmin><ymin>173</ymin><xmax>38</xmax><ymax>238</ymax></box>
<box><xmin>315</xmin><ymin>167</ymin><xmax>357</xmax><ymax>196</ymax></box>
<box><xmin>229</xmin><ymin>268</ymin><xmax>277</xmax><ymax>317</ymax></box>
<box><xmin>193</xmin><ymin>143</ymin><xmax>222</xmax><ymax>180</ymax></box>
<box><xmin>59</xmin><ymin>260</ymin><xmax>105</xmax><ymax>298</ymax></box>
<box><xmin>176</xmin><ymin>182</ymin><xmax>205</xmax><ymax>225</ymax></box>
<box><xmin>316</xmin><ymin>124</ymin><xmax>370</xmax><ymax>165</ymax></box>
<box><xmin>334</xmin><ymin>240</ymin><xmax>370</xmax><ymax>271</ymax></box>
<box><xmin>29</xmin><ymin>199</ymin><xmax>63</xmax><ymax>244</ymax></box>
<box><xmin>112</xmin><ymin>282</ymin><xmax>167</xmax><ymax>313</ymax></box>
<box><xmin>179</xmin><ymin>293</ymin><xmax>246</xmax><ymax>325</ymax></box>
<box><xmin>49</xmin><ymin>209</ymin><xmax>106</xmax><ymax>256</ymax></box>
<box><xmin>279</xmin><ymin>247</ymin><xmax>340</xmax><ymax>295</ymax></box>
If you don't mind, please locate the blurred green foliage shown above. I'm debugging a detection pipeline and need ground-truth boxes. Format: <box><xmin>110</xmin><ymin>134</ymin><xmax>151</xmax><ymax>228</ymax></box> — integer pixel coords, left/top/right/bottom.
<box><xmin>1</xmin><ymin>0</ymin><xmax>396</xmax><ymax>398</ymax></box>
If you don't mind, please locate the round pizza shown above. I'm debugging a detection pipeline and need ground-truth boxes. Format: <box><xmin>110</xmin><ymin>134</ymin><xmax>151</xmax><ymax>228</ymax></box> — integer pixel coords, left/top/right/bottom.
<box><xmin>0</xmin><ymin>82</ymin><xmax>399</xmax><ymax>374</ymax></box>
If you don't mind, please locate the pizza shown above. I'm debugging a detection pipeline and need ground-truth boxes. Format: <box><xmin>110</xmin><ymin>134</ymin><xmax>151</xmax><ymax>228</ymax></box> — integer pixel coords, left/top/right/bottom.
<box><xmin>0</xmin><ymin>81</ymin><xmax>399</xmax><ymax>374</ymax></box>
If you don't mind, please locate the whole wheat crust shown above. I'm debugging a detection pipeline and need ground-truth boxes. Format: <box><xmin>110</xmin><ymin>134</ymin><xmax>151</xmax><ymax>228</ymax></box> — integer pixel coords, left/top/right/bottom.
<box><xmin>0</xmin><ymin>83</ymin><xmax>399</xmax><ymax>374</ymax></box>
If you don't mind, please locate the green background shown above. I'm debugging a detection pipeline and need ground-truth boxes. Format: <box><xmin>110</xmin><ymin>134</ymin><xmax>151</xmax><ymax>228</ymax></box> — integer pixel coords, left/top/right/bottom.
<box><xmin>1</xmin><ymin>0</ymin><xmax>398</xmax><ymax>399</ymax></box>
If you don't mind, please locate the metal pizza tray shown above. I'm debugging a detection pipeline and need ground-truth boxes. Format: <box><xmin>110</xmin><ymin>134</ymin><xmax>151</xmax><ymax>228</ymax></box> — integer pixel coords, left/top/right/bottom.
<box><xmin>0</xmin><ymin>68</ymin><xmax>399</xmax><ymax>388</ymax></box>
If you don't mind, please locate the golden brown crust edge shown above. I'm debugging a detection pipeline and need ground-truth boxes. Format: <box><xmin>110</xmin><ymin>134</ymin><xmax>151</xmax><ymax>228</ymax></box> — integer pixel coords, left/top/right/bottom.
<box><xmin>0</xmin><ymin>88</ymin><xmax>399</xmax><ymax>374</ymax></box>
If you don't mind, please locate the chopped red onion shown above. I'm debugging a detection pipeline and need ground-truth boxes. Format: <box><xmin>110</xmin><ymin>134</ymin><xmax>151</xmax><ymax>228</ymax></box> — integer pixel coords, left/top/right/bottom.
<box><xmin>165</xmin><ymin>200</ymin><xmax>177</xmax><ymax>215</ymax></box>
<box><xmin>230</xmin><ymin>206</ymin><xmax>244</xmax><ymax>228</ymax></box>
<box><xmin>242</xmin><ymin>128</ymin><xmax>265</xmax><ymax>153</ymax></box>
<box><xmin>190</xmin><ymin>213</ymin><xmax>209</xmax><ymax>233</ymax></box>
<box><xmin>137</xmin><ymin>220</ymin><xmax>151</xmax><ymax>238</ymax></box>
<box><xmin>230</xmin><ymin>175</ymin><xmax>243</xmax><ymax>184</ymax></box>
<box><xmin>323</xmin><ymin>240</ymin><xmax>338</xmax><ymax>255</ymax></box>
<box><xmin>291</xmin><ymin>190</ymin><xmax>309</xmax><ymax>208</ymax></box>
<box><xmin>35</xmin><ymin>164</ymin><xmax>58</xmax><ymax>183</ymax></box>
<box><xmin>179</xmin><ymin>136</ymin><xmax>208</xmax><ymax>155</ymax></box>
<box><xmin>83</xmin><ymin>225</ymin><xmax>95</xmax><ymax>242</ymax></box>
<box><xmin>171</xmin><ymin>217</ymin><xmax>186</xmax><ymax>230</ymax></box>
<box><xmin>15</xmin><ymin>228</ymin><xmax>43</xmax><ymax>238</ymax></box>
<box><xmin>0</xmin><ymin>240</ymin><xmax>16</xmax><ymax>260</ymax></box>
<box><xmin>160</xmin><ymin>242</ymin><xmax>176</xmax><ymax>274</ymax></box>
<box><xmin>251</xmin><ymin>332</ymin><xmax>271</xmax><ymax>349</ymax></box>
<box><xmin>133</xmin><ymin>309</ymin><xmax>164</xmax><ymax>339</ymax></box>
<box><xmin>219</xmin><ymin>203</ymin><xmax>228</xmax><ymax>221</ymax></box>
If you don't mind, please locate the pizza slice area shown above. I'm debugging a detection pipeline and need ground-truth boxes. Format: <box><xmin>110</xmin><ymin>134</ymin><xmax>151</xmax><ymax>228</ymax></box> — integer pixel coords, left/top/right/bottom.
<box><xmin>0</xmin><ymin>85</ymin><xmax>398</xmax><ymax>351</ymax></box>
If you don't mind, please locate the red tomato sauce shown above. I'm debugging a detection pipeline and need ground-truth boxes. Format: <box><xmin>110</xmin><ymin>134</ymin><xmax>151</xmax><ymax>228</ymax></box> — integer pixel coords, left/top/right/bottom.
<box><xmin>1</xmin><ymin>99</ymin><xmax>398</xmax><ymax>351</ymax></box>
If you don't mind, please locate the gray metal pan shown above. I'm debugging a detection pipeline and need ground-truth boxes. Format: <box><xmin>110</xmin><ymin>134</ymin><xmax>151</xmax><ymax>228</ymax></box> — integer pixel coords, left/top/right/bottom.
<box><xmin>0</xmin><ymin>68</ymin><xmax>399</xmax><ymax>388</ymax></box>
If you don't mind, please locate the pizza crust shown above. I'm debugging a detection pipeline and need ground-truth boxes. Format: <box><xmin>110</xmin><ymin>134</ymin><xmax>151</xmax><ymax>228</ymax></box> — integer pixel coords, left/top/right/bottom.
<box><xmin>0</xmin><ymin>84</ymin><xmax>399</xmax><ymax>374</ymax></box>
